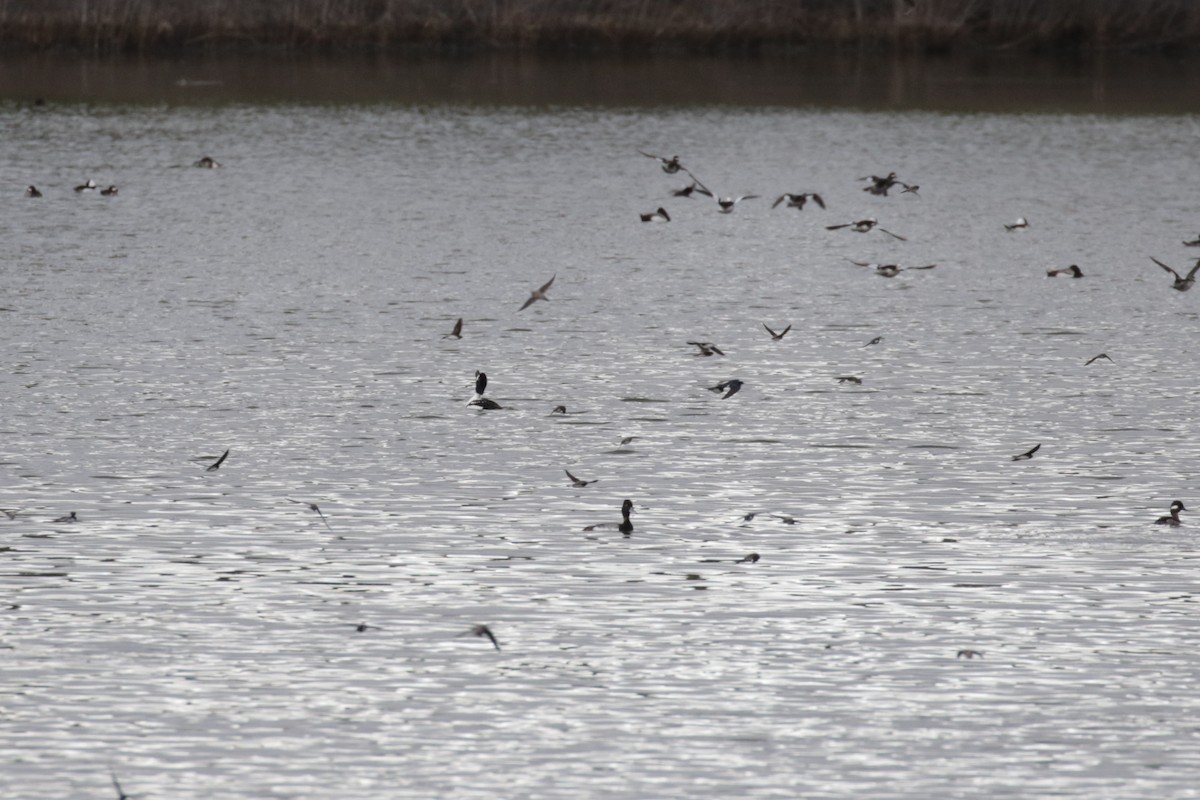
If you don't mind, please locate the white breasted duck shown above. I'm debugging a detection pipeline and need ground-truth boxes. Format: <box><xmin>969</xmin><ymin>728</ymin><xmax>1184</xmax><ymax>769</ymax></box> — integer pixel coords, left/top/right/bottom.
<box><xmin>1046</xmin><ymin>265</ymin><xmax>1084</xmax><ymax>278</ymax></box>
<box><xmin>1155</xmin><ymin>500</ymin><xmax>1186</xmax><ymax>526</ymax></box>
<box><xmin>100</xmin><ymin>185</ymin><xmax>118</xmax><ymax>196</ymax></box>
<box><xmin>1004</xmin><ymin>216</ymin><xmax>1029</xmax><ymax>231</ymax></box>
<box><xmin>468</xmin><ymin>370</ymin><xmax>502</xmax><ymax>409</ymax></box>
<box><xmin>640</xmin><ymin>207</ymin><xmax>670</xmax><ymax>222</ymax></box>
<box><xmin>74</xmin><ymin>179</ymin><xmax>97</xmax><ymax>193</ymax></box>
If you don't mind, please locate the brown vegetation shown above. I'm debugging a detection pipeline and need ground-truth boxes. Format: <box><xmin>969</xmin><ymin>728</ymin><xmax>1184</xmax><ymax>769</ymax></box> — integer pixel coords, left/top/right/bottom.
<box><xmin>1</xmin><ymin>0</ymin><xmax>1198</xmax><ymax>53</ymax></box>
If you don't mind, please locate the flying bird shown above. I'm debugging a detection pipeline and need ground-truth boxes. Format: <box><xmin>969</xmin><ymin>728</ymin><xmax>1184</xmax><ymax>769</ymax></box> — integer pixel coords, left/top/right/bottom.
<box><xmin>687</xmin><ymin>341</ymin><xmax>724</xmax><ymax>356</ymax></box>
<box><xmin>443</xmin><ymin>317</ymin><xmax>463</xmax><ymax>338</ymax></box>
<box><xmin>519</xmin><ymin>274</ymin><xmax>556</xmax><ymax>310</ymax></box>
<box><xmin>1151</xmin><ymin>257</ymin><xmax>1200</xmax><ymax>291</ymax></box>
<box><xmin>826</xmin><ymin>218</ymin><xmax>907</xmax><ymax>240</ymax></box>
<box><xmin>565</xmin><ymin>469</ymin><xmax>598</xmax><ymax>488</ymax></box>
<box><xmin>640</xmin><ymin>207</ymin><xmax>670</xmax><ymax>222</ymax></box>
<box><xmin>1011</xmin><ymin>444</ymin><xmax>1041</xmax><ymax>461</ymax></box>
<box><xmin>289</xmin><ymin>499</ymin><xmax>332</xmax><ymax>530</ymax></box>
<box><xmin>205</xmin><ymin>448</ymin><xmax>230</xmax><ymax>472</ymax></box>
<box><xmin>864</xmin><ymin>336</ymin><xmax>883</xmax><ymax>346</ymax></box>
<box><xmin>847</xmin><ymin>259</ymin><xmax>935</xmax><ymax>277</ymax></box>
<box><xmin>1046</xmin><ymin>265</ymin><xmax>1084</xmax><ymax>278</ymax></box>
<box><xmin>110</xmin><ymin>771</ymin><xmax>129</xmax><ymax>800</ymax></box>
<box><xmin>638</xmin><ymin>150</ymin><xmax>683</xmax><ymax>174</ymax></box>
<box><xmin>1004</xmin><ymin>217</ymin><xmax>1029</xmax><ymax>231</ymax></box>
<box><xmin>708</xmin><ymin>379</ymin><xmax>743</xmax><ymax>399</ymax></box>
<box><xmin>763</xmin><ymin>323</ymin><xmax>791</xmax><ymax>340</ymax></box>
<box><xmin>671</xmin><ymin>181</ymin><xmax>701</xmax><ymax>197</ymax></box>
<box><xmin>465</xmin><ymin>624</ymin><xmax>501</xmax><ymax>650</ymax></box>
<box><xmin>860</xmin><ymin>172</ymin><xmax>899</xmax><ymax>195</ymax></box>
<box><xmin>1084</xmin><ymin>353</ymin><xmax>1113</xmax><ymax>365</ymax></box>
<box><xmin>772</xmin><ymin>192</ymin><xmax>825</xmax><ymax>210</ymax></box>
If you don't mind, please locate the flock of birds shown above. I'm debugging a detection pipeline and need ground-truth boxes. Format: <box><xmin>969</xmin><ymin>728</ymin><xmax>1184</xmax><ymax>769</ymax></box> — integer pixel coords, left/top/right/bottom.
<box><xmin>436</xmin><ymin>147</ymin><xmax>1200</xmax><ymax>539</ymax></box>
<box><xmin>20</xmin><ymin>155</ymin><xmax>221</xmax><ymax>200</ymax></box>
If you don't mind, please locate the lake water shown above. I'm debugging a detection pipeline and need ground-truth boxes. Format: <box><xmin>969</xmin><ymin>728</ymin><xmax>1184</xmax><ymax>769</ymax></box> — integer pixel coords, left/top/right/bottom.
<box><xmin>2</xmin><ymin>54</ymin><xmax>1200</xmax><ymax>799</ymax></box>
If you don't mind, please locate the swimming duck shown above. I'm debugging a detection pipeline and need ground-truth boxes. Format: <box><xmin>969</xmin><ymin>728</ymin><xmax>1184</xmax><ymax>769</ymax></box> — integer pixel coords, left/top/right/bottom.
<box><xmin>1155</xmin><ymin>500</ymin><xmax>1186</xmax><ymax>526</ymax></box>
<box><xmin>74</xmin><ymin>179</ymin><xmax>97</xmax><ymax>193</ymax></box>
<box><xmin>826</xmin><ymin>218</ymin><xmax>907</xmax><ymax>240</ymax></box>
<box><xmin>837</xmin><ymin>376</ymin><xmax>862</xmax><ymax>384</ymax></box>
<box><xmin>100</xmin><ymin>185</ymin><xmax>118</xmax><ymax>196</ymax></box>
<box><xmin>194</xmin><ymin>156</ymin><xmax>221</xmax><ymax>168</ymax></box>
<box><xmin>443</xmin><ymin>318</ymin><xmax>463</xmax><ymax>339</ymax></box>
<box><xmin>1004</xmin><ymin>217</ymin><xmax>1029</xmax><ymax>231</ymax></box>
<box><xmin>640</xmin><ymin>207</ymin><xmax>670</xmax><ymax>223</ymax></box>
<box><xmin>52</xmin><ymin>511</ymin><xmax>78</xmax><ymax>523</ymax></box>
<box><xmin>737</xmin><ymin>553</ymin><xmax>760</xmax><ymax>563</ymax></box>
<box><xmin>860</xmin><ymin>172</ymin><xmax>899</xmax><ymax>195</ymax></box>
<box><xmin>519</xmin><ymin>274</ymin><xmax>556</xmax><ymax>310</ymax></box>
<box><xmin>565</xmin><ymin>469</ymin><xmax>598</xmax><ymax>487</ymax></box>
<box><xmin>583</xmin><ymin>498</ymin><xmax>634</xmax><ymax>534</ymax></box>
<box><xmin>1151</xmin><ymin>257</ymin><xmax>1200</xmax><ymax>291</ymax></box>
<box><xmin>688</xmin><ymin>341</ymin><xmax>724</xmax><ymax>356</ymax></box>
<box><xmin>707</xmin><ymin>379</ymin><xmax>743</xmax><ymax>399</ymax></box>
<box><xmin>763</xmin><ymin>323</ymin><xmax>791</xmax><ymax>340</ymax></box>
<box><xmin>1046</xmin><ymin>265</ymin><xmax>1084</xmax><ymax>278</ymax></box>
<box><xmin>772</xmin><ymin>192</ymin><xmax>825</xmax><ymax>211</ymax></box>
<box><xmin>1011</xmin><ymin>443</ymin><xmax>1040</xmax><ymax>461</ymax></box>
<box><xmin>468</xmin><ymin>370</ymin><xmax>502</xmax><ymax>409</ymax></box>
<box><xmin>205</xmin><ymin>448</ymin><xmax>230</xmax><ymax>471</ymax></box>
<box><xmin>638</xmin><ymin>150</ymin><xmax>683</xmax><ymax>174</ymax></box>
<box><xmin>551</xmin><ymin>405</ymin><xmax>567</xmax><ymax>415</ymax></box>
<box><xmin>24</xmin><ymin>185</ymin><xmax>41</xmax><ymax>198</ymax></box>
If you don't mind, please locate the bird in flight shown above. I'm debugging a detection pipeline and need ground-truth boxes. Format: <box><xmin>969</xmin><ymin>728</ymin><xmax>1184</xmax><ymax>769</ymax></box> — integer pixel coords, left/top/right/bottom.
<box><xmin>640</xmin><ymin>207</ymin><xmax>670</xmax><ymax>222</ymax></box>
<box><xmin>688</xmin><ymin>341</ymin><xmax>724</xmax><ymax>356</ymax></box>
<box><xmin>289</xmin><ymin>499</ymin><xmax>332</xmax><ymax>530</ymax></box>
<box><xmin>565</xmin><ymin>469</ymin><xmax>598</xmax><ymax>488</ymax></box>
<box><xmin>638</xmin><ymin>150</ymin><xmax>684</xmax><ymax>174</ymax></box>
<box><xmin>443</xmin><ymin>318</ymin><xmax>463</xmax><ymax>338</ymax></box>
<box><xmin>1011</xmin><ymin>444</ymin><xmax>1041</xmax><ymax>461</ymax></box>
<box><xmin>1004</xmin><ymin>216</ymin><xmax>1029</xmax><ymax>231</ymax></box>
<box><xmin>772</xmin><ymin>192</ymin><xmax>825</xmax><ymax>211</ymax></box>
<box><xmin>708</xmin><ymin>379</ymin><xmax>743</xmax><ymax>399</ymax></box>
<box><xmin>763</xmin><ymin>323</ymin><xmax>791</xmax><ymax>340</ymax></box>
<box><xmin>827</xmin><ymin>218</ymin><xmax>907</xmax><ymax>240</ymax></box>
<box><xmin>1084</xmin><ymin>353</ymin><xmax>1113</xmax><ymax>365</ymax></box>
<box><xmin>465</xmin><ymin>624</ymin><xmax>501</xmax><ymax>650</ymax></box>
<box><xmin>205</xmin><ymin>448</ymin><xmax>230</xmax><ymax>472</ymax></box>
<box><xmin>519</xmin><ymin>274</ymin><xmax>556</xmax><ymax>310</ymax></box>
<box><xmin>1151</xmin><ymin>257</ymin><xmax>1200</xmax><ymax>291</ymax></box>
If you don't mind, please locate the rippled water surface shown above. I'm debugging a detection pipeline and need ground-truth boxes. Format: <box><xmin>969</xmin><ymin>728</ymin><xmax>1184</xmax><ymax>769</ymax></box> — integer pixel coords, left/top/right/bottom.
<box><xmin>3</xmin><ymin>85</ymin><xmax>1200</xmax><ymax>799</ymax></box>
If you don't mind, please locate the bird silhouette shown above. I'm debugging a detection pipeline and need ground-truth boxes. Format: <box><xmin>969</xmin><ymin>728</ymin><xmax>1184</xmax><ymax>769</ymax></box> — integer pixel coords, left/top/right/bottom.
<box><xmin>519</xmin><ymin>274</ymin><xmax>556</xmax><ymax>310</ymax></box>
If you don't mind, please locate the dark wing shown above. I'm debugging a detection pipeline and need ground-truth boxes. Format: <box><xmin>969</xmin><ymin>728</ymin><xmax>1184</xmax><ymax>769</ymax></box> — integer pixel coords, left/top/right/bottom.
<box><xmin>909</xmin><ymin>264</ymin><xmax>937</xmax><ymax>270</ymax></box>
<box><xmin>826</xmin><ymin>223</ymin><xmax>851</xmax><ymax>231</ymax></box>
<box><xmin>1151</xmin><ymin>257</ymin><xmax>1182</xmax><ymax>279</ymax></box>
<box><xmin>709</xmin><ymin>345</ymin><xmax>725</xmax><ymax>356</ymax></box>
<box><xmin>763</xmin><ymin>323</ymin><xmax>779</xmax><ymax>337</ymax></box>
<box><xmin>1185</xmin><ymin>261</ymin><xmax>1200</xmax><ymax>280</ymax></box>
<box><xmin>846</xmin><ymin>258</ymin><xmax>874</xmax><ymax>267</ymax></box>
<box><xmin>684</xmin><ymin>170</ymin><xmax>713</xmax><ymax>197</ymax></box>
<box><xmin>538</xmin><ymin>274</ymin><xmax>556</xmax><ymax>294</ymax></box>
<box><xmin>206</xmin><ymin>448</ymin><xmax>230</xmax><ymax>471</ymax></box>
<box><xmin>811</xmin><ymin>193</ymin><xmax>826</xmax><ymax>209</ymax></box>
<box><xmin>475</xmin><ymin>371</ymin><xmax>487</xmax><ymax>396</ymax></box>
<box><xmin>771</xmin><ymin>195</ymin><xmax>788</xmax><ymax>209</ymax></box>
<box><xmin>778</xmin><ymin>324</ymin><xmax>792</xmax><ymax>337</ymax></box>
<box><xmin>451</xmin><ymin>318</ymin><xmax>462</xmax><ymax>336</ymax></box>
<box><xmin>877</xmin><ymin>227</ymin><xmax>908</xmax><ymax>241</ymax></box>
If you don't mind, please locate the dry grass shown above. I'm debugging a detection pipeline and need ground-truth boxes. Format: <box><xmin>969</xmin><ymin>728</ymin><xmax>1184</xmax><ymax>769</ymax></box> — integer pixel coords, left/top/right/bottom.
<box><xmin>1</xmin><ymin>0</ymin><xmax>1198</xmax><ymax>52</ymax></box>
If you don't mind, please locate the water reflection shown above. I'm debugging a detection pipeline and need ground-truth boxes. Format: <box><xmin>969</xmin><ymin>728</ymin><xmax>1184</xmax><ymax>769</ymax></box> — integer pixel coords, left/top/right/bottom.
<box><xmin>0</xmin><ymin>51</ymin><xmax>1198</xmax><ymax>112</ymax></box>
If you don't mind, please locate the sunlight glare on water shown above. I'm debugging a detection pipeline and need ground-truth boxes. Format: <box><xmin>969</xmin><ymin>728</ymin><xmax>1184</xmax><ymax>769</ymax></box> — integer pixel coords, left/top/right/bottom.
<box><xmin>2</xmin><ymin>89</ymin><xmax>1200</xmax><ymax>799</ymax></box>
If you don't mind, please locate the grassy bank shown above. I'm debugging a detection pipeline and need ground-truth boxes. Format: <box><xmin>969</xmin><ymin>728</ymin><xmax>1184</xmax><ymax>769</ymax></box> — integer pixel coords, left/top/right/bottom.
<box><xmin>2</xmin><ymin>0</ymin><xmax>1199</xmax><ymax>54</ymax></box>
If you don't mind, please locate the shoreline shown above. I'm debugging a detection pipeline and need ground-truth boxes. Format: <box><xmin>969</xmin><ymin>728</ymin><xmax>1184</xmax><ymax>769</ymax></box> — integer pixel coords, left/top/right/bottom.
<box><xmin>2</xmin><ymin>1</ymin><xmax>1199</xmax><ymax>56</ymax></box>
